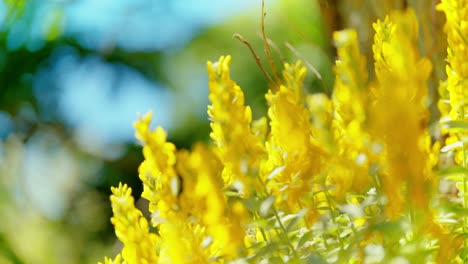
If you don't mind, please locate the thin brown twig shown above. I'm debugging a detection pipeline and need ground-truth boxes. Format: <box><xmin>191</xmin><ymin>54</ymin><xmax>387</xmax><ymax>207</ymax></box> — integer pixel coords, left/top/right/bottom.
<box><xmin>257</xmin><ymin>33</ymin><xmax>286</xmax><ymax>62</ymax></box>
<box><xmin>261</xmin><ymin>0</ymin><xmax>281</xmax><ymax>86</ymax></box>
<box><xmin>233</xmin><ymin>33</ymin><xmax>275</xmax><ymax>85</ymax></box>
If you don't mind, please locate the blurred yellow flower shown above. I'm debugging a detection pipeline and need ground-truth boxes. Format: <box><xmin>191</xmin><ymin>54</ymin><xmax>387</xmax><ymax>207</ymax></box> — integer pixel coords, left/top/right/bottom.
<box><xmin>263</xmin><ymin>61</ymin><xmax>324</xmax><ymax>214</ymax></box>
<box><xmin>176</xmin><ymin>144</ymin><xmax>247</xmax><ymax>259</ymax></box>
<box><xmin>100</xmin><ymin>3</ymin><xmax>468</xmax><ymax>262</ymax></box>
<box><xmin>330</xmin><ymin>29</ymin><xmax>373</xmax><ymax>198</ymax></box>
<box><xmin>371</xmin><ymin>9</ymin><xmax>434</xmax><ymax>218</ymax></box>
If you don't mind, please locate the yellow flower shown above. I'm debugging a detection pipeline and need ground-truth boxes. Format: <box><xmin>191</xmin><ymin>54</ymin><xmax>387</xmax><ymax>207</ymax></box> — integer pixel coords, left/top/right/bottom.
<box><xmin>263</xmin><ymin>61</ymin><xmax>323</xmax><ymax>213</ymax></box>
<box><xmin>176</xmin><ymin>144</ymin><xmax>247</xmax><ymax>259</ymax></box>
<box><xmin>134</xmin><ymin>112</ymin><xmax>178</xmax><ymax>219</ymax></box>
<box><xmin>109</xmin><ymin>183</ymin><xmax>159</xmax><ymax>264</ymax></box>
<box><xmin>437</xmin><ymin>0</ymin><xmax>468</xmax><ymax>121</ymax></box>
<box><xmin>158</xmin><ymin>220</ymin><xmax>217</xmax><ymax>264</ymax></box>
<box><xmin>371</xmin><ymin>9</ymin><xmax>434</xmax><ymax>218</ymax></box>
<box><xmin>330</xmin><ymin>29</ymin><xmax>373</xmax><ymax>198</ymax></box>
<box><xmin>306</xmin><ymin>93</ymin><xmax>332</xmax><ymax>146</ymax></box>
<box><xmin>207</xmin><ymin>55</ymin><xmax>265</xmax><ymax>194</ymax></box>
<box><xmin>437</xmin><ymin>0</ymin><xmax>468</xmax><ymax>167</ymax></box>
<box><xmin>135</xmin><ymin>113</ymin><xmax>241</xmax><ymax>261</ymax></box>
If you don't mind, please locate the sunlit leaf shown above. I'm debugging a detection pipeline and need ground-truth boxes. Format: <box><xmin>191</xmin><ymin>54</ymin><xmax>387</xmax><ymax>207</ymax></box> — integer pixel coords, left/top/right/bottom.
<box><xmin>438</xmin><ymin>166</ymin><xmax>468</xmax><ymax>177</ymax></box>
<box><xmin>441</xmin><ymin>120</ymin><xmax>468</xmax><ymax>130</ymax></box>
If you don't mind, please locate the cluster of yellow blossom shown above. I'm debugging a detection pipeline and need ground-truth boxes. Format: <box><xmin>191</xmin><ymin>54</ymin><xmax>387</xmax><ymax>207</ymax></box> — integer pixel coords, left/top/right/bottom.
<box><xmin>330</xmin><ymin>29</ymin><xmax>372</xmax><ymax>199</ymax></box>
<box><xmin>101</xmin><ymin>2</ymin><xmax>467</xmax><ymax>263</ymax></box>
<box><xmin>371</xmin><ymin>9</ymin><xmax>434</xmax><ymax>218</ymax></box>
<box><xmin>438</xmin><ymin>0</ymin><xmax>468</xmax><ymax>166</ymax></box>
<box><xmin>107</xmin><ymin>183</ymin><xmax>158</xmax><ymax>263</ymax></box>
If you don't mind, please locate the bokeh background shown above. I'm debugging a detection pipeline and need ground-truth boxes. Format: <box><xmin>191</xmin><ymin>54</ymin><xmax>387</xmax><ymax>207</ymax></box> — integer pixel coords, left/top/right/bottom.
<box><xmin>0</xmin><ymin>0</ymin><xmax>443</xmax><ymax>263</ymax></box>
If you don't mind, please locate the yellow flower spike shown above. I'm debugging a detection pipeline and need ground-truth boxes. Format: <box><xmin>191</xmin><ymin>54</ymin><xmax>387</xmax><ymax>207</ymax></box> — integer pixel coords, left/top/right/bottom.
<box><xmin>437</xmin><ymin>0</ymin><xmax>468</xmax><ymax>168</ymax></box>
<box><xmin>438</xmin><ymin>0</ymin><xmax>468</xmax><ymax>120</ymax></box>
<box><xmin>176</xmin><ymin>144</ymin><xmax>246</xmax><ymax>259</ymax></box>
<box><xmin>134</xmin><ymin>112</ymin><xmax>178</xmax><ymax>219</ymax></box>
<box><xmin>109</xmin><ymin>183</ymin><xmax>159</xmax><ymax>264</ymax></box>
<box><xmin>371</xmin><ymin>8</ymin><xmax>434</xmax><ymax>218</ymax></box>
<box><xmin>333</xmin><ymin>30</ymin><xmax>368</xmax><ymax>122</ymax></box>
<box><xmin>134</xmin><ymin>111</ymin><xmax>152</xmax><ymax>144</ymax></box>
<box><xmin>266</xmin><ymin>87</ymin><xmax>310</xmax><ymax>155</ymax></box>
<box><xmin>263</xmin><ymin>60</ymin><xmax>323</xmax><ymax>214</ymax></box>
<box><xmin>330</xmin><ymin>29</ymin><xmax>373</xmax><ymax>198</ymax></box>
<box><xmin>283</xmin><ymin>60</ymin><xmax>307</xmax><ymax>98</ymax></box>
<box><xmin>266</xmin><ymin>62</ymin><xmax>309</xmax><ymax>156</ymax></box>
<box><xmin>207</xmin><ymin>55</ymin><xmax>265</xmax><ymax>193</ymax></box>
<box><xmin>437</xmin><ymin>1</ymin><xmax>468</xmax><ymax>260</ymax></box>
<box><xmin>135</xmin><ymin>114</ymin><xmax>228</xmax><ymax>262</ymax></box>
<box><xmin>158</xmin><ymin>220</ymin><xmax>215</xmax><ymax>264</ymax></box>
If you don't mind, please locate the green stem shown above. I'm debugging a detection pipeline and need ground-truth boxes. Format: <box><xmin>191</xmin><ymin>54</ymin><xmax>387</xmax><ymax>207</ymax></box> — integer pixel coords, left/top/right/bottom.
<box><xmin>272</xmin><ymin>207</ymin><xmax>299</xmax><ymax>259</ymax></box>
<box><xmin>323</xmin><ymin>187</ymin><xmax>345</xmax><ymax>249</ymax></box>
<box><xmin>461</xmin><ymin>106</ymin><xmax>467</xmax><ymax>263</ymax></box>
<box><xmin>0</xmin><ymin>233</ymin><xmax>24</xmax><ymax>264</ymax></box>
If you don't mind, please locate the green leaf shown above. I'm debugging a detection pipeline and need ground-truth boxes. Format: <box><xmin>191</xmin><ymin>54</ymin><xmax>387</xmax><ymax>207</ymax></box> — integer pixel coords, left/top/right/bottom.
<box><xmin>45</xmin><ymin>9</ymin><xmax>64</xmax><ymax>41</ymax></box>
<box><xmin>459</xmin><ymin>247</ymin><xmax>468</xmax><ymax>261</ymax></box>
<box><xmin>438</xmin><ymin>166</ymin><xmax>468</xmax><ymax>177</ymax></box>
<box><xmin>285</xmin><ymin>209</ymin><xmax>307</xmax><ymax>232</ymax></box>
<box><xmin>5</xmin><ymin>0</ymin><xmax>27</xmax><ymax>21</ymax></box>
<box><xmin>225</xmin><ymin>191</ymin><xmax>242</xmax><ymax>197</ymax></box>
<box><xmin>456</xmin><ymin>181</ymin><xmax>467</xmax><ymax>193</ymax></box>
<box><xmin>304</xmin><ymin>255</ymin><xmax>327</xmax><ymax>264</ymax></box>
<box><xmin>436</xmin><ymin>217</ymin><xmax>458</xmax><ymax>224</ymax></box>
<box><xmin>443</xmin><ymin>203</ymin><xmax>468</xmax><ymax>216</ymax></box>
<box><xmin>441</xmin><ymin>120</ymin><xmax>468</xmax><ymax>130</ymax></box>
<box><xmin>297</xmin><ymin>230</ymin><xmax>314</xmax><ymax>248</ymax></box>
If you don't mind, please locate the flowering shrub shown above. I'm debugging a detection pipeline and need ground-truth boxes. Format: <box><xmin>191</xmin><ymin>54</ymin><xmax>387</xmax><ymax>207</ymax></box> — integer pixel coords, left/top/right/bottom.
<box><xmin>101</xmin><ymin>1</ymin><xmax>468</xmax><ymax>263</ymax></box>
